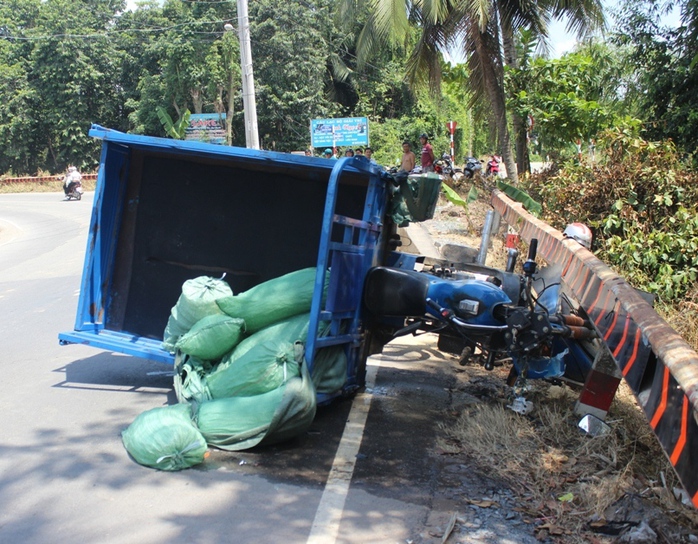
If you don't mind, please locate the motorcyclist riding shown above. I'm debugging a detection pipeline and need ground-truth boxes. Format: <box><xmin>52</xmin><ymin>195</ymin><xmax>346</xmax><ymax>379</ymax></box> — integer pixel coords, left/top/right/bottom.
<box><xmin>63</xmin><ymin>166</ymin><xmax>82</xmax><ymax>196</ymax></box>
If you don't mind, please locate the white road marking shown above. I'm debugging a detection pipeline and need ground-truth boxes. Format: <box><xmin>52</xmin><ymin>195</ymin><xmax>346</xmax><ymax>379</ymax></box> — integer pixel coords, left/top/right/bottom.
<box><xmin>307</xmin><ymin>359</ymin><xmax>379</xmax><ymax>544</ymax></box>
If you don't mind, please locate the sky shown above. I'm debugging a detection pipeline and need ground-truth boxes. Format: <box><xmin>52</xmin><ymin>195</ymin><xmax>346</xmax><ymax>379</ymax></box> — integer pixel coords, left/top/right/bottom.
<box><xmin>550</xmin><ymin>1</ymin><xmax>683</xmax><ymax>58</ymax></box>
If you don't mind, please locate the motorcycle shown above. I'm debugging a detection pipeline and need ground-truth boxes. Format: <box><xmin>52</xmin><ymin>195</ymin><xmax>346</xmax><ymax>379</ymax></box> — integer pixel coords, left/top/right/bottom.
<box><xmin>485</xmin><ymin>155</ymin><xmax>501</xmax><ymax>177</ymax></box>
<box><xmin>64</xmin><ymin>178</ymin><xmax>84</xmax><ymax>201</ymax></box>
<box><xmin>434</xmin><ymin>153</ymin><xmax>463</xmax><ymax>186</ymax></box>
<box><xmin>363</xmin><ymin>239</ymin><xmax>598</xmax><ymax>395</ymax></box>
<box><xmin>463</xmin><ymin>157</ymin><xmax>483</xmax><ymax>178</ymax></box>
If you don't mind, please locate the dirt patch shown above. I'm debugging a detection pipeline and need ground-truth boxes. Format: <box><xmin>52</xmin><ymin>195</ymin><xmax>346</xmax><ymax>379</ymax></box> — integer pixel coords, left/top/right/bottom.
<box><xmin>422</xmin><ymin>190</ymin><xmax>510</xmax><ymax>270</ymax></box>
<box><xmin>433</xmin><ymin>357</ymin><xmax>698</xmax><ymax>543</ymax></box>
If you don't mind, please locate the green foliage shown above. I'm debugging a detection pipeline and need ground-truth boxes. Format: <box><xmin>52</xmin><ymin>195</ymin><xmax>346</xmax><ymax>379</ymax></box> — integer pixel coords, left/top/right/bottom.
<box><xmin>0</xmin><ymin>0</ymin><xmax>124</xmax><ymax>173</ymax></box>
<box><xmin>612</xmin><ymin>0</ymin><xmax>698</xmax><ymax>158</ymax></box>
<box><xmin>441</xmin><ymin>183</ymin><xmax>466</xmax><ymax>207</ymax></box>
<box><xmin>507</xmin><ymin>42</ymin><xmax>631</xmax><ymax>161</ymax></box>
<box><xmin>442</xmin><ymin>182</ymin><xmax>478</xmax><ymax>210</ymax></box>
<box><xmin>529</xmin><ymin>126</ymin><xmax>698</xmax><ymax>302</ymax></box>
<box><xmin>250</xmin><ymin>0</ymin><xmax>331</xmax><ymax>151</ymax></box>
<box><xmin>496</xmin><ymin>180</ymin><xmax>542</xmax><ymax>216</ymax></box>
<box><xmin>156</xmin><ymin>107</ymin><xmax>191</xmax><ymax>140</ymax></box>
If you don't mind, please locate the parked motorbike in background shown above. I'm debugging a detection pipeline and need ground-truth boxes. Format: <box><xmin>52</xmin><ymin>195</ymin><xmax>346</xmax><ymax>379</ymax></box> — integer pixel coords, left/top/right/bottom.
<box><xmin>463</xmin><ymin>157</ymin><xmax>483</xmax><ymax>178</ymax></box>
<box><xmin>434</xmin><ymin>153</ymin><xmax>463</xmax><ymax>186</ymax></box>
<box><xmin>485</xmin><ymin>155</ymin><xmax>501</xmax><ymax>177</ymax></box>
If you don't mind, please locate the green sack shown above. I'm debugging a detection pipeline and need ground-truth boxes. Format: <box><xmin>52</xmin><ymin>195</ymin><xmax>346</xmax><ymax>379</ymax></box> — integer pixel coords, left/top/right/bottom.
<box><xmin>173</xmin><ymin>353</ymin><xmax>213</xmax><ymax>404</ymax></box>
<box><xmin>162</xmin><ymin>276</ymin><xmax>233</xmax><ymax>351</ymax></box>
<box><xmin>207</xmin><ymin>340</ymin><xmax>301</xmax><ymax>399</ymax></box>
<box><xmin>121</xmin><ymin>403</ymin><xmax>207</xmax><ymax>471</ymax></box>
<box><xmin>216</xmin><ymin>268</ymin><xmax>329</xmax><ymax>333</ymax></box>
<box><xmin>195</xmin><ymin>358</ymin><xmax>317</xmax><ymax>451</ymax></box>
<box><xmin>175</xmin><ymin>315</ymin><xmax>246</xmax><ymax>361</ymax></box>
<box><xmin>195</xmin><ymin>387</ymin><xmax>286</xmax><ymax>450</ymax></box>
<box><xmin>260</xmin><ymin>356</ymin><xmax>317</xmax><ymax>447</ymax></box>
<box><xmin>230</xmin><ymin>312</ymin><xmax>312</xmax><ymax>361</ymax></box>
<box><xmin>311</xmin><ymin>345</ymin><xmax>348</xmax><ymax>395</ymax></box>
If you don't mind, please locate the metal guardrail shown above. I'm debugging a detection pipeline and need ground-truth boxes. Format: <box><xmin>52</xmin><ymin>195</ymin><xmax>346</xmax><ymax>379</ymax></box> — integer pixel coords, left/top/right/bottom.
<box><xmin>0</xmin><ymin>174</ymin><xmax>98</xmax><ymax>184</ymax></box>
<box><xmin>491</xmin><ymin>189</ymin><xmax>698</xmax><ymax>508</ymax></box>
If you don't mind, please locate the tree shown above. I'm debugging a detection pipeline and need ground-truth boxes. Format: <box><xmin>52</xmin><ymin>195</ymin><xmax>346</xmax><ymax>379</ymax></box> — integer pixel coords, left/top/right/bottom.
<box><xmin>0</xmin><ymin>0</ymin><xmax>125</xmax><ymax>173</ymax></box>
<box><xmin>343</xmin><ymin>0</ymin><xmax>605</xmax><ymax>182</ymax></box>
<box><xmin>507</xmin><ymin>41</ymin><xmax>627</xmax><ymax>161</ymax></box>
<box><xmin>613</xmin><ymin>0</ymin><xmax>698</xmax><ymax>156</ymax></box>
<box><xmin>123</xmin><ymin>1</ymin><xmax>238</xmax><ymax>139</ymax></box>
<box><xmin>249</xmin><ymin>0</ymin><xmax>331</xmax><ymax>151</ymax></box>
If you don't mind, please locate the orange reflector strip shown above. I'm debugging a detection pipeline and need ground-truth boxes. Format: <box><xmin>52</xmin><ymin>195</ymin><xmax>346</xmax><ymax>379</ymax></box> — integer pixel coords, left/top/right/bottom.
<box><xmin>650</xmin><ymin>367</ymin><xmax>670</xmax><ymax>430</ymax></box>
<box><xmin>670</xmin><ymin>397</ymin><xmax>689</xmax><ymax>466</ymax></box>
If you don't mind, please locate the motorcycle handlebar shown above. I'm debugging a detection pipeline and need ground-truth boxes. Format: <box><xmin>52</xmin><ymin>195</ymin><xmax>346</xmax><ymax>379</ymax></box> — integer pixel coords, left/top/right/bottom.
<box><xmin>566</xmin><ymin>325</ymin><xmax>597</xmax><ymax>340</ymax></box>
<box><xmin>425</xmin><ymin>298</ymin><xmax>443</xmax><ymax>314</ymax></box>
<box><xmin>527</xmin><ymin>239</ymin><xmax>538</xmax><ymax>262</ymax></box>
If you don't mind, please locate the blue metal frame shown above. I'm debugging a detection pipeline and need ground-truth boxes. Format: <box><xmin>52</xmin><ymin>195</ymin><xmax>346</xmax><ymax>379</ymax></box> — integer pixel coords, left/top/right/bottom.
<box><xmin>60</xmin><ymin>126</ymin><xmax>389</xmax><ymax>393</ymax></box>
<box><xmin>306</xmin><ymin>157</ymin><xmax>388</xmax><ymax>403</ymax></box>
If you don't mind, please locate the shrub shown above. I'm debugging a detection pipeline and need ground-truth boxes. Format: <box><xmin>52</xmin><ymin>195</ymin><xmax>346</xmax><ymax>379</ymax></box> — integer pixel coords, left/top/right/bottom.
<box><xmin>527</xmin><ymin>126</ymin><xmax>698</xmax><ymax>303</ymax></box>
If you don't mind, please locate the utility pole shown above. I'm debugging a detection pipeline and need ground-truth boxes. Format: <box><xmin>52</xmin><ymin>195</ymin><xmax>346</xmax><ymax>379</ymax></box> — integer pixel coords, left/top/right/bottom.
<box><xmin>236</xmin><ymin>0</ymin><xmax>259</xmax><ymax>149</ymax></box>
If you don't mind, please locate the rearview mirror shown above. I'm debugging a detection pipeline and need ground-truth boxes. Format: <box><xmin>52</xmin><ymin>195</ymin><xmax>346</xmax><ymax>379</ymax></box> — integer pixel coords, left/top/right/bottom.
<box><xmin>578</xmin><ymin>414</ymin><xmax>611</xmax><ymax>437</ymax></box>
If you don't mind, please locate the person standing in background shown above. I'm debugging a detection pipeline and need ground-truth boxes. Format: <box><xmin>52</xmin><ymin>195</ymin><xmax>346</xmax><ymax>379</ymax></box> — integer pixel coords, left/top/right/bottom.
<box><xmin>419</xmin><ymin>133</ymin><xmax>435</xmax><ymax>172</ymax></box>
<box><xmin>399</xmin><ymin>141</ymin><xmax>416</xmax><ymax>173</ymax></box>
<box><xmin>364</xmin><ymin>147</ymin><xmax>377</xmax><ymax>165</ymax></box>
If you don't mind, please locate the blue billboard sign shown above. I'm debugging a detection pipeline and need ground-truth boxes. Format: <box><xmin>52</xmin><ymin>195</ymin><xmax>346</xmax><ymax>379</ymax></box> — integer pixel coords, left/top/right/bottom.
<box><xmin>185</xmin><ymin>113</ymin><xmax>227</xmax><ymax>145</ymax></box>
<box><xmin>310</xmin><ymin>117</ymin><xmax>369</xmax><ymax>148</ymax></box>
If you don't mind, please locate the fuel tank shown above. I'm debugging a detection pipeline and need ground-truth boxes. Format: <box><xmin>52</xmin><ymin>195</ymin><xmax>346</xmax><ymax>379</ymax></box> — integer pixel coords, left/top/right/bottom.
<box><xmin>363</xmin><ymin>266</ymin><xmax>511</xmax><ymax>326</ymax></box>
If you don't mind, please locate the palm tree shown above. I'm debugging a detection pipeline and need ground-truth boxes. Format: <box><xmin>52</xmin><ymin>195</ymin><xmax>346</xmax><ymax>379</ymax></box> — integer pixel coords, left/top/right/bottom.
<box><xmin>343</xmin><ymin>0</ymin><xmax>605</xmax><ymax>183</ymax></box>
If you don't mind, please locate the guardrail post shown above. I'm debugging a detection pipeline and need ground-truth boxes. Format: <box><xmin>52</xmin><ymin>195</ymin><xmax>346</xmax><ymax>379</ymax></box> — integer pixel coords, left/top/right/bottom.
<box><xmin>476</xmin><ymin>210</ymin><xmax>495</xmax><ymax>265</ymax></box>
<box><xmin>574</xmin><ymin>345</ymin><xmax>623</xmax><ymax>420</ymax></box>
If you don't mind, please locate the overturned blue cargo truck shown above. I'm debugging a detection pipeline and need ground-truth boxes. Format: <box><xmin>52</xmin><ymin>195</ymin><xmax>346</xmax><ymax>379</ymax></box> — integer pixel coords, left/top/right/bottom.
<box><xmin>58</xmin><ymin>125</ymin><xmax>415</xmax><ymax>404</ymax></box>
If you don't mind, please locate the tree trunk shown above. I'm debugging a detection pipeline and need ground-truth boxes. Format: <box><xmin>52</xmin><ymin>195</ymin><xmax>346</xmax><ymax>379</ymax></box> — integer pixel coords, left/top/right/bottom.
<box><xmin>473</xmin><ymin>26</ymin><xmax>518</xmax><ymax>183</ymax></box>
<box><xmin>500</xmin><ymin>15</ymin><xmax>528</xmax><ymax>177</ymax></box>
<box><xmin>190</xmin><ymin>88</ymin><xmax>203</xmax><ymax>114</ymax></box>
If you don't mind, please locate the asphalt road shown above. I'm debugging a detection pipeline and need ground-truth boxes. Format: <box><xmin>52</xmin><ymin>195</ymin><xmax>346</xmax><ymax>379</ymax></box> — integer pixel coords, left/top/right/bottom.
<box><xmin>0</xmin><ymin>192</ymin><xmax>537</xmax><ymax>544</ymax></box>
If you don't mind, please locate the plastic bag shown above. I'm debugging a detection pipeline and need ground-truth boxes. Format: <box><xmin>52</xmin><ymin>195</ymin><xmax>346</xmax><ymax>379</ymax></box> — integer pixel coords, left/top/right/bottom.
<box><xmin>195</xmin><ymin>387</ymin><xmax>286</xmax><ymax>450</ymax></box>
<box><xmin>195</xmin><ymin>358</ymin><xmax>317</xmax><ymax>451</ymax></box>
<box><xmin>173</xmin><ymin>354</ymin><xmax>213</xmax><ymax>404</ymax></box>
<box><xmin>311</xmin><ymin>345</ymin><xmax>347</xmax><ymax>395</ymax></box>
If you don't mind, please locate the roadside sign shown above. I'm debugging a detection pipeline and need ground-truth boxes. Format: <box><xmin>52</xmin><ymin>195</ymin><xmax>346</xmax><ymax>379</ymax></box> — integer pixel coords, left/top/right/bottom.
<box><xmin>186</xmin><ymin>113</ymin><xmax>226</xmax><ymax>145</ymax></box>
<box><xmin>310</xmin><ymin>117</ymin><xmax>369</xmax><ymax>148</ymax></box>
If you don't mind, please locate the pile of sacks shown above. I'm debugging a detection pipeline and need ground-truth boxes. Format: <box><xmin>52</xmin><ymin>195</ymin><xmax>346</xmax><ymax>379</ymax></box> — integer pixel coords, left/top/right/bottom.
<box><xmin>121</xmin><ymin>268</ymin><xmax>347</xmax><ymax>471</ymax></box>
